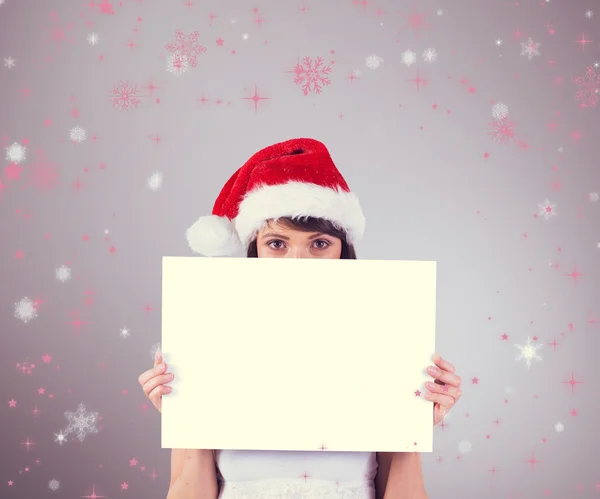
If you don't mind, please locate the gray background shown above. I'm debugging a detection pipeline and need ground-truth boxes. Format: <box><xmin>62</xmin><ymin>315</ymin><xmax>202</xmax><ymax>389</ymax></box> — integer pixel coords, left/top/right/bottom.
<box><xmin>1</xmin><ymin>0</ymin><xmax>599</xmax><ymax>498</ymax></box>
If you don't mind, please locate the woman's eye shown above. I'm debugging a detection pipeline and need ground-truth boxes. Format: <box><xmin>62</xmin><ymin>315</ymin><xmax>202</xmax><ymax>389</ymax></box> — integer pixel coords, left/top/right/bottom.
<box><xmin>314</xmin><ymin>240</ymin><xmax>330</xmax><ymax>249</ymax></box>
<box><xmin>268</xmin><ymin>240</ymin><xmax>285</xmax><ymax>249</ymax></box>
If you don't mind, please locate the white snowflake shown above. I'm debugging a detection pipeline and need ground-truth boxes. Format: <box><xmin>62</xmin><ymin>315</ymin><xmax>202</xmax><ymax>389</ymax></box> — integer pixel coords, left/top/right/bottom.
<box><xmin>589</xmin><ymin>192</ymin><xmax>599</xmax><ymax>202</ymax></box>
<box><xmin>147</xmin><ymin>171</ymin><xmax>163</xmax><ymax>191</ymax></box>
<box><xmin>537</xmin><ymin>199</ymin><xmax>557</xmax><ymax>220</ymax></box>
<box><xmin>54</xmin><ymin>431</ymin><xmax>68</xmax><ymax>445</ymax></box>
<box><xmin>4</xmin><ymin>56</ymin><xmax>15</xmax><ymax>69</ymax></box>
<box><xmin>150</xmin><ymin>343</ymin><xmax>161</xmax><ymax>360</ymax></box>
<box><xmin>62</xmin><ymin>403</ymin><xmax>99</xmax><ymax>442</ymax></box>
<box><xmin>401</xmin><ymin>49</ymin><xmax>417</xmax><ymax>67</ymax></box>
<box><xmin>436</xmin><ymin>9</ymin><xmax>443</xmax><ymax>15</ymax></box>
<box><xmin>5</xmin><ymin>141</ymin><xmax>26</xmax><ymax>163</ymax></box>
<box><xmin>48</xmin><ymin>479</ymin><xmax>60</xmax><ymax>491</ymax></box>
<box><xmin>14</xmin><ymin>297</ymin><xmax>38</xmax><ymax>323</ymax></box>
<box><xmin>492</xmin><ymin>102</ymin><xmax>509</xmax><ymax>121</ymax></box>
<box><xmin>422</xmin><ymin>48</ymin><xmax>437</xmax><ymax>63</ymax></box>
<box><xmin>352</xmin><ymin>68</ymin><xmax>361</xmax><ymax>77</ymax></box>
<box><xmin>514</xmin><ymin>336</ymin><xmax>543</xmax><ymax>368</ymax></box>
<box><xmin>520</xmin><ymin>37</ymin><xmax>541</xmax><ymax>60</ymax></box>
<box><xmin>458</xmin><ymin>440</ymin><xmax>472</xmax><ymax>453</ymax></box>
<box><xmin>365</xmin><ymin>54</ymin><xmax>384</xmax><ymax>69</ymax></box>
<box><xmin>585</xmin><ymin>10</ymin><xmax>593</xmax><ymax>19</ymax></box>
<box><xmin>87</xmin><ymin>32</ymin><xmax>99</xmax><ymax>45</ymax></box>
<box><xmin>242</xmin><ymin>33</ymin><xmax>249</xmax><ymax>41</ymax></box>
<box><xmin>496</xmin><ymin>39</ymin><xmax>503</xmax><ymax>46</ymax></box>
<box><xmin>55</xmin><ymin>264</ymin><xmax>71</xmax><ymax>283</ymax></box>
<box><xmin>69</xmin><ymin>126</ymin><xmax>86</xmax><ymax>143</ymax></box>
<box><xmin>554</xmin><ymin>422</ymin><xmax>564</xmax><ymax>432</ymax></box>
<box><xmin>120</xmin><ymin>327</ymin><xmax>131</xmax><ymax>338</ymax></box>
<box><xmin>167</xmin><ymin>54</ymin><xmax>189</xmax><ymax>76</ymax></box>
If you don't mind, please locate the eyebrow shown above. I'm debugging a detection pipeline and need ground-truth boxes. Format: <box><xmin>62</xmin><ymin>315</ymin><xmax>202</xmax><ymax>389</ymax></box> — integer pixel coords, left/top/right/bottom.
<box><xmin>260</xmin><ymin>232</ymin><xmax>328</xmax><ymax>241</ymax></box>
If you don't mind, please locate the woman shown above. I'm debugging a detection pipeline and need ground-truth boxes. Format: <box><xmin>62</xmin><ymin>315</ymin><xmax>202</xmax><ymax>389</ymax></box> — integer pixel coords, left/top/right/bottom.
<box><xmin>138</xmin><ymin>138</ymin><xmax>463</xmax><ymax>499</ymax></box>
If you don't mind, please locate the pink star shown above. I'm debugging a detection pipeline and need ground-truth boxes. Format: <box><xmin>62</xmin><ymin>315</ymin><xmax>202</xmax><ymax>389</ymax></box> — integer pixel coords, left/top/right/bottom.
<box><xmin>471</xmin><ymin>377</ymin><xmax>479</xmax><ymax>384</ymax></box>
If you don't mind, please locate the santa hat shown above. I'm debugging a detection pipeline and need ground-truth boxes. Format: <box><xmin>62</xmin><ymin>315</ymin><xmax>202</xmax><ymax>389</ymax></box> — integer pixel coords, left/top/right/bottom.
<box><xmin>185</xmin><ymin>138</ymin><xmax>366</xmax><ymax>257</ymax></box>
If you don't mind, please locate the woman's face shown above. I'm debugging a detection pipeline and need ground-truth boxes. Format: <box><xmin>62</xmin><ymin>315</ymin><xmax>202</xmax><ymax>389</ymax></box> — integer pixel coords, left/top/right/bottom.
<box><xmin>256</xmin><ymin>220</ymin><xmax>342</xmax><ymax>259</ymax></box>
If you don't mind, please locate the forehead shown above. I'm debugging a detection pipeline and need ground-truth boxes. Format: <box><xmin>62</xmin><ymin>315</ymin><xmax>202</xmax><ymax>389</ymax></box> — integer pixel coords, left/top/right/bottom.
<box><xmin>258</xmin><ymin>219</ymin><xmax>310</xmax><ymax>236</ymax></box>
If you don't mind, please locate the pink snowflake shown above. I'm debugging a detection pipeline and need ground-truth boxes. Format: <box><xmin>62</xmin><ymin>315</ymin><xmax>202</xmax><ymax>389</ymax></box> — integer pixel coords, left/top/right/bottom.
<box><xmin>165</xmin><ymin>30</ymin><xmax>207</xmax><ymax>68</ymax></box>
<box><xmin>291</xmin><ymin>56</ymin><xmax>332</xmax><ymax>95</ymax></box>
<box><xmin>489</xmin><ymin>116</ymin><xmax>516</xmax><ymax>145</ymax></box>
<box><xmin>572</xmin><ymin>66</ymin><xmax>600</xmax><ymax>109</ymax></box>
<box><xmin>26</xmin><ymin>154</ymin><xmax>60</xmax><ymax>192</ymax></box>
<box><xmin>109</xmin><ymin>81</ymin><xmax>141</xmax><ymax>112</ymax></box>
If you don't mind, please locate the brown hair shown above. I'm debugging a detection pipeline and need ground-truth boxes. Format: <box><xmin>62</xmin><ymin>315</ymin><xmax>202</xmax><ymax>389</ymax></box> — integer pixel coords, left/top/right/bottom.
<box><xmin>246</xmin><ymin>216</ymin><xmax>357</xmax><ymax>259</ymax></box>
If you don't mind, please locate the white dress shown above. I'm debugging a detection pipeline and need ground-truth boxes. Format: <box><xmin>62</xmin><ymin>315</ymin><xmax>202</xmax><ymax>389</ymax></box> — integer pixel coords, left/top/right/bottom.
<box><xmin>216</xmin><ymin>450</ymin><xmax>378</xmax><ymax>499</ymax></box>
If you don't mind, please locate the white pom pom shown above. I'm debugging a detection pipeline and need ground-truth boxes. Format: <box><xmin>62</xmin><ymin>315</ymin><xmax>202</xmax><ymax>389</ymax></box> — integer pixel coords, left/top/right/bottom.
<box><xmin>185</xmin><ymin>215</ymin><xmax>242</xmax><ymax>257</ymax></box>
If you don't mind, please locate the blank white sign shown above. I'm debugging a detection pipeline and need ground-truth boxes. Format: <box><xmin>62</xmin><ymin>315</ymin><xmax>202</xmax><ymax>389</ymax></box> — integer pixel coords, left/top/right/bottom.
<box><xmin>161</xmin><ymin>257</ymin><xmax>436</xmax><ymax>452</ymax></box>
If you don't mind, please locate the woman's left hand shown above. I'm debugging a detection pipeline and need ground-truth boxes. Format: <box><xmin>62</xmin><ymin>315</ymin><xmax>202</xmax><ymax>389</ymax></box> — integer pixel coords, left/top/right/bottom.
<box><xmin>424</xmin><ymin>353</ymin><xmax>462</xmax><ymax>426</ymax></box>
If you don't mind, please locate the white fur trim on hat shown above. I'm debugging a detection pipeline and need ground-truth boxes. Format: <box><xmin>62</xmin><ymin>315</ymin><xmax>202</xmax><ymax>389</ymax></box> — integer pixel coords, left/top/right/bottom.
<box><xmin>234</xmin><ymin>181</ymin><xmax>366</xmax><ymax>248</ymax></box>
<box><xmin>185</xmin><ymin>214</ymin><xmax>243</xmax><ymax>257</ymax></box>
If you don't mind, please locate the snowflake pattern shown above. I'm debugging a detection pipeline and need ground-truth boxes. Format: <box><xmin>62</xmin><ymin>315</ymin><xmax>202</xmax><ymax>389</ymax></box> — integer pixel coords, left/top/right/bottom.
<box><xmin>572</xmin><ymin>65</ymin><xmax>600</xmax><ymax>109</ymax></box>
<box><xmin>537</xmin><ymin>199</ymin><xmax>557</xmax><ymax>220</ymax></box>
<box><xmin>48</xmin><ymin>479</ymin><xmax>60</xmax><ymax>491</ymax></box>
<box><xmin>458</xmin><ymin>440</ymin><xmax>472</xmax><ymax>453</ymax></box>
<box><xmin>489</xmin><ymin>116</ymin><xmax>516</xmax><ymax>144</ymax></box>
<box><xmin>14</xmin><ymin>296</ymin><xmax>38</xmax><ymax>323</ymax></box>
<box><xmin>401</xmin><ymin>49</ymin><xmax>417</xmax><ymax>66</ymax></box>
<box><xmin>5</xmin><ymin>141</ymin><xmax>26</xmax><ymax>163</ymax></box>
<box><xmin>555</xmin><ymin>422</ymin><xmax>564</xmax><ymax>432</ymax></box>
<box><xmin>4</xmin><ymin>56</ymin><xmax>15</xmax><ymax>69</ymax></box>
<box><xmin>166</xmin><ymin>54</ymin><xmax>190</xmax><ymax>76</ymax></box>
<box><xmin>120</xmin><ymin>327</ymin><xmax>131</xmax><ymax>338</ymax></box>
<box><xmin>520</xmin><ymin>37</ymin><xmax>541</xmax><ymax>60</ymax></box>
<box><xmin>109</xmin><ymin>81</ymin><xmax>141</xmax><ymax>111</ymax></box>
<box><xmin>62</xmin><ymin>403</ymin><xmax>99</xmax><ymax>442</ymax></box>
<box><xmin>69</xmin><ymin>126</ymin><xmax>86</xmax><ymax>143</ymax></box>
<box><xmin>55</xmin><ymin>264</ymin><xmax>72</xmax><ymax>282</ymax></box>
<box><xmin>422</xmin><ymin>48</ymin><xmax>437</xmax><ymax>62</ymax></box>
<box><xmin>87</xmin><ymin>32</ymin><xmax>99</xmax><ymax>46</ymax></box>
<box><xmin>365</xmin><ymin>54</ymin><xmax>383</xmax><ymax>69</ymax></box>
<box><xmin>291</xmin><ymin>56</ymin><xmax>332</xmax><ymax>95</ymax></box>
<box><xmin>165</xmin><ymin>29</ymin><xmax>207</xmax><ymax>68</ymax></box>
<box><xmin>492</xmin><ymin>102</ymin><xmax>509</xmax><ymax>121</ymax></box>
<box><xmin>515</xmin><ymin>336</ymin><xmax>543</xmax><ymax>367</ymax></box>
<box><xmin>147</xmin><ymin>171</ymin><xmax>163</xmax><ymax>191</ymax></box>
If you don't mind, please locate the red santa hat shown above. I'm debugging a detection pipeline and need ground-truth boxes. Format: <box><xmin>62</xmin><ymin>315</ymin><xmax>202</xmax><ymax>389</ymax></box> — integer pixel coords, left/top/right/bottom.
<box><xmin>185</xmin><ymin>137</ymin><xmax>366</xmax><ymax>257</ymax></box>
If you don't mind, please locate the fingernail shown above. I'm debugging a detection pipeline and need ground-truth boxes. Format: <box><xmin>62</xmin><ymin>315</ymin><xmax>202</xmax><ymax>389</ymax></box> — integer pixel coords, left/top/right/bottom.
<box><xmin>156</xmin><ymin>363</ymin><xmax>165</xmax><ymax>372</ymax></box>
<box><xmin>426</xmin><ymin>381</ymin><xmax>436</xmax><ymax>390</ymax></box>
<box><xmin>427</xmin><ymin>366</ymin><xmax>440</xmax><ymax>375</ymax></box>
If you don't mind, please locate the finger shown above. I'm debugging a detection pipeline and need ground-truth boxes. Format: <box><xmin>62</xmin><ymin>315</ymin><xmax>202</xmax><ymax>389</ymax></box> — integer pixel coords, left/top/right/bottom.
<box><xmin>154</xmin><ymin>349</ymin><xmax>162</xmax><ymax>368</ymax></box>
<box><xmin>432</xmin><ymin>353</ymin><xmax>455</xmax><ymax>373</ymax></box>
<box><xmin>426</xmin><ymin>381</ymin><xmax>461</xmax><ymax>399</ymax></box>
<box><xmin>139</xmin><ymin>361</ymin><xmax>168</xmax><ymax>387</ymax></box>
<box><xmin>426</xmin><ymin>365</ymin><xmax>461</xmax><ymax>387</ymax></box>
<box><xmin>142</xmin><ymin>371</ymin><xmax>173</xmax><ymax>397</ymax></box>
<box><xmin>424</xmin><ymin>392</ymin><xmax>455</xmax><ymax>406</ymax></box>
<box><xmin>148</xmin><ymin>384</ymin><xmax>172</xmax><ymax>408</ymax></box>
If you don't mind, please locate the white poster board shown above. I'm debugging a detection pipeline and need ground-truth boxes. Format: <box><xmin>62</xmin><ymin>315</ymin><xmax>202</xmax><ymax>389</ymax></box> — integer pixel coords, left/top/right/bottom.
<box><xmin>161</xmin><ymin>257</ymin><xmax>436</xmax><ymax>452</ymax></box>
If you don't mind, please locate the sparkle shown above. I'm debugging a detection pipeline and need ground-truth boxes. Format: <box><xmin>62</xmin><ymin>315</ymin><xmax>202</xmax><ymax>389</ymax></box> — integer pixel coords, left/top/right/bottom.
<box><xmin>514</xmin><ymin>336</ymin><xmax>543</xmax><ymax>368</ymax></box>
<box><xmin>537</xmin><ymin>199</ymin><xmax>557</xmax><ymax>220</ymax></box>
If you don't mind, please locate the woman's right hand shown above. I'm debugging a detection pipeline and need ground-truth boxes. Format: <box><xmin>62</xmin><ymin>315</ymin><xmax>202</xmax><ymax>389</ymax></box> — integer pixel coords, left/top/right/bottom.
<box><xmin>138</xmin><ymin>350</ymin><xmax>174</xmax><ymax>413</ymax></box>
